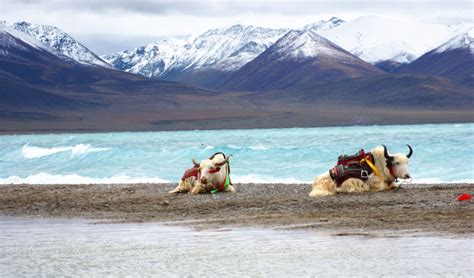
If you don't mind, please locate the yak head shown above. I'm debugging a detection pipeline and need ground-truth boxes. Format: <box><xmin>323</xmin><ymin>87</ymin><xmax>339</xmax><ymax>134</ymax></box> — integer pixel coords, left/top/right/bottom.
<box><xmin>382</xmin><ymin>144</ymin><xmax>413</xmax><ymax>180</ymax></box>
<box><xmin>192</xmin><ymin>153</ymin><xmax>230</xmax><ymax>186</ymax></box>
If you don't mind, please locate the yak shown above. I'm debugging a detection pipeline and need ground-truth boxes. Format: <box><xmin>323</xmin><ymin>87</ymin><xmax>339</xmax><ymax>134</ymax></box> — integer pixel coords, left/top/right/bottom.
<box><xmin>169</xmin><ymin>152</ymin><xmax>235</xmax><ymax>194</ymax></box>
<box><xmin>309</xmin><ymin>145</ymin><xmax>413</xmax><ymax>197</ymax></box>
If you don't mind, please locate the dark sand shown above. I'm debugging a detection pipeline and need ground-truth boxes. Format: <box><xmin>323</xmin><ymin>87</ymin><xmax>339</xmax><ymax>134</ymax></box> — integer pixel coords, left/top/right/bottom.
<box><xmin>0</xmin><ymin>183</ymin><xmax>472</xmax><ymax>235</ymax></box>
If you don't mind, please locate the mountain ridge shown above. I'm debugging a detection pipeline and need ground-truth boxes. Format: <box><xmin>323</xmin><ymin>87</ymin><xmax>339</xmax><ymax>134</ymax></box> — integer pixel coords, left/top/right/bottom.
<box><xmin>11</xmin><ymin>21</ymin><xmax>110</xmax><ymax>67</ymax></box>
<box><xmin>220</xmin><ymin>29</ymin><xmax>384</xmax><ymax>91</ymax></box>
<box><xmin>397</xmin><ymin>29</ymin><xmax>474</xmax><ymax>85</ymax></box>
<box><xmin>1</xmin><ymin>18</ymin><xmax>473</xmax><ymax>133</ymax></box>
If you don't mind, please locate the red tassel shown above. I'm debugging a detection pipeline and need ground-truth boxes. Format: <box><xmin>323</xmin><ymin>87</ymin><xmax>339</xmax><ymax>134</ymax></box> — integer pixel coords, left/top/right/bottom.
<box><xmin>457</xmin><ymin>193</ymin><xmax>472</xmax><ymax>202</ymax></box>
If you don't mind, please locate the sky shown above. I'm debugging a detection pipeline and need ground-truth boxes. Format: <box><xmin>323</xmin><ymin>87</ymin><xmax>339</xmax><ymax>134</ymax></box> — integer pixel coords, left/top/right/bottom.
<box><xmin>2</xmin><ymin>0</ymin><xmax>473</xmax><ymax>54</ymax></box>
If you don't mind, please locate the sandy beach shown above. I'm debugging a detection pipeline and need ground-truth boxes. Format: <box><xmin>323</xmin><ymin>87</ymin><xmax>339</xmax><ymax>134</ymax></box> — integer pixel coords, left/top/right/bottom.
<box><xmin>0</xmin><ymin>183</ymin><xmax>472</xmax><ymax>235</ymax></box>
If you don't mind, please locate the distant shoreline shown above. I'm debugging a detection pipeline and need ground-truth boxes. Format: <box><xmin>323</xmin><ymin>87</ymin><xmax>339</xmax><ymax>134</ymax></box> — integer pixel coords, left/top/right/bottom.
<box><xmin>1</xmin><ymin>183</ymin><xmax>472</xmax><ymax>236</ymax></box>
<box><xmin>1</xmin><ymin>121</ymin><xmax>473</xmax><ymax>136</ymax></box>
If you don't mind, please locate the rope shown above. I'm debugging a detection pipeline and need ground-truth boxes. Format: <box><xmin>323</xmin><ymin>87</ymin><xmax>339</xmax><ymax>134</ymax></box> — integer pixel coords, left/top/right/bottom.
<box><xmin>392</xmin><ymin>177</ymin><xmax>412</xmax><ymax>192</ymax></box>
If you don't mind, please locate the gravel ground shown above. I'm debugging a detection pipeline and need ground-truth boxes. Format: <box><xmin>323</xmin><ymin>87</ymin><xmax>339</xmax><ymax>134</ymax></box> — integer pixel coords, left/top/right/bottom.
<box><xmin>0</xmin><ymin>183</ymin><xmax>472</xmax><ymax>235</ymax></box>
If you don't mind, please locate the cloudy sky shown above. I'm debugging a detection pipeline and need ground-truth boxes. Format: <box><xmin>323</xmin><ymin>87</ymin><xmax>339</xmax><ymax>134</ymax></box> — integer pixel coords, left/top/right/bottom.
<box><xmin>2</xmin><ymin>0</ymin><xmax>473</xmax><ymax>54</ymax></box>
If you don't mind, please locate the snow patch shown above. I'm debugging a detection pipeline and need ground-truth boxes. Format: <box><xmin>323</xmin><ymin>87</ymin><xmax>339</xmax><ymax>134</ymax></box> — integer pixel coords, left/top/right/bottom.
<box><xmin>0</xmin><ymin>22</ymin><xmax>51</xmax><ymax>52</ymax></box>
<box><xmin>317</xmin><ymin>16</ymin><xmax>474</xmax><ymax>63</ymax></box>
<box><xmin>273</xmin><ymin>29</ymin><xmax>357</xmax><ymax>61</ymax></box>
<box><xmin>434</xmin><ymin>28</ymin><xmax>474</xmax><ymax>54</ymax></box>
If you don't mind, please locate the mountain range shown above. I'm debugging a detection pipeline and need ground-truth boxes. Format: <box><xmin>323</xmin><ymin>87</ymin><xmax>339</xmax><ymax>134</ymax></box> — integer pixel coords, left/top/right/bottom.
<box><xmin>0</xmin><ymin>17</ymin><xmax>473</xmax><ymax>132</ymax></box>
<box><xmin>102</xmin><ymin>24</ymin><xmax>289</xmax><ymax>88</ymax></box>
<box><xmin>101</xmin><ymin>16</ymin><xmax>472</xmax><ymax>88</ymax></box>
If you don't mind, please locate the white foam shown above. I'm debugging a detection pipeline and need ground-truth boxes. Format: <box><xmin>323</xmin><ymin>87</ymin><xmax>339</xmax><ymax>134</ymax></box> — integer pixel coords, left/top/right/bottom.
<box><xmin>249</xmin><ymin>145</ymin><xmax>269</xmax><ymax>151</ymax></box>
<box><xmin>21</xmin><ymin>144</ymin><xmax>109</xmax><ymax>159</ymax></box>
<box><xmin>70</xmin><ymin>144</ymin><xmax>109</xmax><ymax>155</ymax></box>
<box><xmin>0</xmin><ymin>173</ymin><xmax>169</xmax><ymax>185</ymax></box>
<box><xmin>227</xmin><ymin>145</ymin><xmax>242</xmax><ymax>149</ymax></box>
<box><xmin>21</xmin><ymin>145</ymin><xmax>70</xmax><ymax>159</ymax></box>
<box><xmin>226</xmin><ymin>144</ymin><xmax>270</xmax><ymax>150</ymax></box>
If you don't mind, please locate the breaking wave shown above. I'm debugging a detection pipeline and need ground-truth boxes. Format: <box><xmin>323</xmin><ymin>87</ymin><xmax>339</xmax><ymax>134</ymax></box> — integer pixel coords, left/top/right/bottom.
<box><xmin>22</xmin><ymin>144</ymin><xmax>110</xmax><ymax>159</ymax></box>
<box><xmin>0</xmin><ymin>173</ymin><xmax>169</xmax><ymax>185</ymax></box>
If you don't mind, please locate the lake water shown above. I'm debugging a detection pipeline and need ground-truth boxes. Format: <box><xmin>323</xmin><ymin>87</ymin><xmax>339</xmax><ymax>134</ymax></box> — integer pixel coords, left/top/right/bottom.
<box><xmin>0</xmin><ymin>123</ymin><xmax>473</xmax><ymax>184</ymax></box>
<box><xmin>0</xmin><ymin>217</ymin><xmax>472</xmax><ymax>277</ymax></box>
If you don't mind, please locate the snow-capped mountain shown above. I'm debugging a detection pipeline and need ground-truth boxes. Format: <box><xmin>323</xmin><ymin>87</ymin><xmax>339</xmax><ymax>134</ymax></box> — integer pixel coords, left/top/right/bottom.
<box><xmin>316</xmin><ymin>16</ymin><xmax>474</xmax><ymax>65</ymax></box>
<box><xmin>221</xmin><ymin>27</ymin><xmax>473</xmax><ymax>111</ymax></box>
<box><xmin>2</xmin><ymin>19</ymin><xmax>473</xmax><ymax>131</ymax></box>
<box><xmin>221</xmin><ymin>29</ymin><xmax>383</xmax><ymax>91</ymax></box>
<box><xmin>398</xmin><ymin>28</ymin><xmax>474</xmax><ymax>85</ymax></box>
<box><xmin>103</xmin><ymin>16</ymin><xmax>473</xmax><ymax>86</ymax></box>
<box><xmin>0</xmin><ymin>21</ymin><xmax>52</xmax><ymax>54</ymax></box>
<box><xmin>101</xmin><ymin>20</ymin><xmax>343</xmax><ymax>87</ymax></box>
<box><xmin>178</xmin><ymin>24</ymin><xmax>288</xmax><ymax>72</ymax></box>
<box><xmin>103</xmin><ymin>19</ymin><xmax>348</xmax><ymax>81</ymax></box>
<box><xmin>11</xmin><ymin>21</ymin><xmax>110</xmax><ymax>67</ymax></box>
<box><xmin>102</xmin><ymin>39</ymin><xmax>185</xmax><ymax>78</ymax></box>
<box><xmin>271</xmin><ymin>29</ymin><xmax>360</xmax><ymax>62</ymax></box>
<box><xmin>102</xmin><ymin>24</ymin><xmax>288</xmax><ymax>87</ymax></box>
<box><xmin>1</xmin><ymin>19</ymin><xmax>212</xmax><ymax>117</ymax></box>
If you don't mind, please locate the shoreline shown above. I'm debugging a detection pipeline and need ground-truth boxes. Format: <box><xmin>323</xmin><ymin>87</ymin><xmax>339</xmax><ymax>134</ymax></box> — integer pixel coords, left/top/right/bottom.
<box><xmin>1</xmin><ymin>183</ymin><xmax>472</xmax><ymax>236</ymax></box>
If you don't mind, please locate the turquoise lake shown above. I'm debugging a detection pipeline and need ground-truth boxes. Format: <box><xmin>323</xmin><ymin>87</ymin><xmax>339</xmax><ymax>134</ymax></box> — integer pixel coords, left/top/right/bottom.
<box><xmin>1</xmin><ymin>123</ymin><xmax>473</xmax><ymax>184</ymax></box>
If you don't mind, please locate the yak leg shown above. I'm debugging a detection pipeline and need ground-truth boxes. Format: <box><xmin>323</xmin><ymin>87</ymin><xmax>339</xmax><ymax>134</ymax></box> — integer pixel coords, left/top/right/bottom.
<box><xmin>387</xmin><ymin>182</ymin><xmax>399</xmax><ymax>190</ymax></box>
<box><xmin>337</xmin><ymin>178</ymin><xmax>369</xmax><ymax>193</ymax></box>
<box><xmin>190</xmin><ymin>182</ymin><xmax>205</xmax><ymax>194</ymax></box>
<box><xmin>168</xmin><ymin>180</ymin><xmax>187</xmax><ymax>194</ymax></box>
<box><xmin>224</xmin><ymin>185</ymin><xmax>236</xmax><ymax>193</ymax></box>
<box><xmin>168</xmin><ymin>188</ymin><xmax>180</xmax><ymax>194</ymax></box>
<box><xmin>169</xmin><ymin>178</ymin><xmax>195</xmax><ymax>194</ymax></box>
<box><xmin>368</xmin><ymin>176</ymin><xmax>389</xmax><ymax>192</ymax></box>
<box><xmin>309</xmin><ymin>173</ymin><xmax>336</xmax><ymax>197</ymax></box>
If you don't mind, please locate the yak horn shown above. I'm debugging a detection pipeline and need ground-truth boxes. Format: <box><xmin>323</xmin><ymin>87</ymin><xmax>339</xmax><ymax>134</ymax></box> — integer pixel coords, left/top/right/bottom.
<box><xmin>192</xmin><ymin>158</ymin><xmax>200</xmax><ymax>167</ymax></box>
<box><xmin>406</xmin><ymin>144</ymin><xmax>413</xmax><ymax>158</ymax></box>
<box><xmin>214</xmin><ymin>155</ymin><xmax>231</xmax><ymax>167</ymax></box>
<box><xmin>382</xmin><ymin>145</ymin><xmax>393</xmax><ymax>160</ymax></box>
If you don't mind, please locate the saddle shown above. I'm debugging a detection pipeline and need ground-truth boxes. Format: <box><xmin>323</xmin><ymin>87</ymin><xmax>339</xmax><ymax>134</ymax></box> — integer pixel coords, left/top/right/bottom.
<box><xmin>181</xmin><ymin>166</ymin><xmax>199</xmax><ymax>181</ymax></box>
<box><xmin>329</xmin><ymin>149</ymin><xmax>375</xmax><ymax>187</ymax></box>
